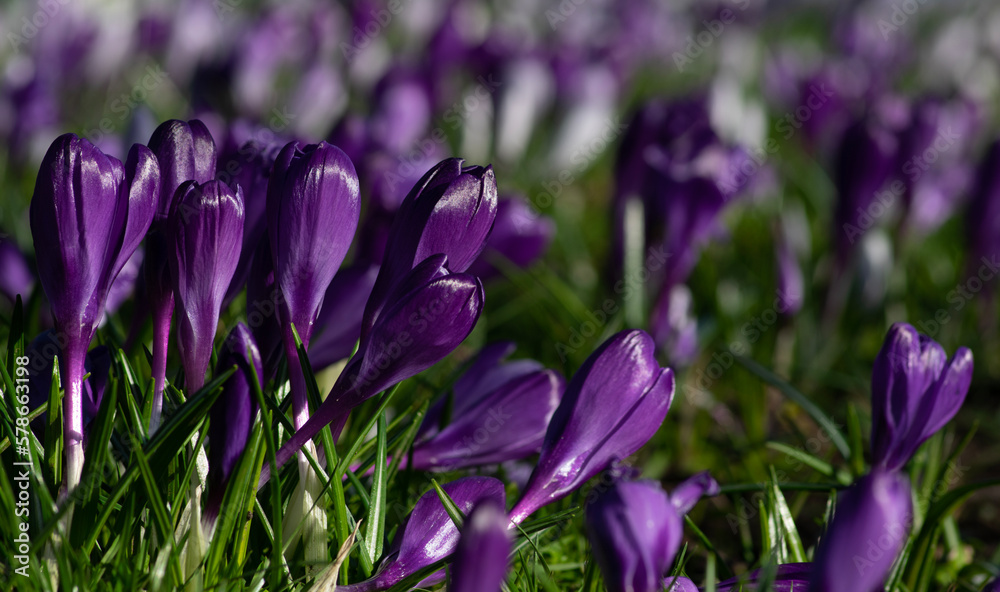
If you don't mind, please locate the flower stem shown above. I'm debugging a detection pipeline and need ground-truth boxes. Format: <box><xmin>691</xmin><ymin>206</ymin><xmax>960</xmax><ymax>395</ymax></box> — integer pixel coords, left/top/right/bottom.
<box><xmin>149</xmin><ymin>293</ymin><xmax>173</xmax><ymax>434</ymax></box>
<box><xmin>62</xmin><ymin>341</ymin><xmax>88</xmax><ymax>493</ymax></box>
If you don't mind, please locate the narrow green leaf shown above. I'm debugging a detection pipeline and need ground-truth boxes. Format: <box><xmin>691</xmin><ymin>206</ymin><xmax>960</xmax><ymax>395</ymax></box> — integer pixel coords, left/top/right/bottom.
<box><xmin>430</xmin><ymin>478</ymin><xmax>466</xmax><ymax>530</ymax></box>
<box><xmin>768</xmin><ymin>467</ymin><xmax>807</xmax><ymax>563</ymax></box>
<box><xmin>361</xmin><ymin>411</ymin><xmax>389</xmax><ymax>572</ymax></box>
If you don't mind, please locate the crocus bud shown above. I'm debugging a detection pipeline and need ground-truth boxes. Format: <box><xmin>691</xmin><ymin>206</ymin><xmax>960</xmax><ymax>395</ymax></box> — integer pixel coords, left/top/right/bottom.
<box><xmin>509</xmin><ymin>330</ymin><xmax>675</xmax><ymax>524</ymax></box>
<box><xmin>361</xmin><ymin>158</ymin><xmax>497</xmax><ymax>341</ymax></box>
<box><xmin>337</xmin><ymin>477</ymin><xmax>506</xmax><ymax>592</ymax></box>
<box><xmin>450</xmin><ymin>500</ymin><xmax>511</xmax><ymax>592</ymax></box>
<box><xmin>0</xmin><ymin>234</ymin><xmax>34</xmax><ymax>304</ymax></box>
<box><xmin>147</xmin><ymin>118</ymin><xmax>217</xmax><ymax>219</ymax></box>
<box><xmin>410</xmin><ymin>343</ymin><xmax>564</xmax><ymax>471</ymax></box>
<box><xmin>144</xmin><ymin>118</ymin><xmax>217</xmax><ymax>431</ymax></box>
<box><xmin>169</xmin><ymin>180</ymin><xmax>245</xmax><ymax>392</ymax></box>
<box><xmin>870</xmin><ymin>322</ymin><xmax>973</xmax><ymax>472</ymax></box>
<box><xmin>809</xmin><ymin>470</ymin><xmax>912</xmax><ymax>592</ymax></box>
<box><xmin>267</xmin><ymin>140</ymin><xmax>361</xmax><ymax>429</ymax></box>
<box><xmin>205</xmin><ymin>322</ymin><xmax>262</xmax><ymax>524</ymax></box>
<box><xmin>30</xmin><ymin>134</ymin><xmax>158</xmax><ymax>489</ymax></box>
<box><xmin>468</xmin><ymin>195</ymin><xmax>555</xmax><ymax>280</ymax></box>
<box><xmin>259</xmin><ymin>254</ymin><xmax>484</xmax><ymax>487</ymax></box>
<box><xmin>586</xmin><ymin>474</ymin><xmax>718</xmax><ymax>592</ymax></box>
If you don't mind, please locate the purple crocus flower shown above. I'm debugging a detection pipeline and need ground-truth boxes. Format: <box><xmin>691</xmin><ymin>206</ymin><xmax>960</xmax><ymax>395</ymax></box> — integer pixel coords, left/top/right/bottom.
<box><xmin>30</xmin><ymin>134</ymin><xmax>158</xmax><ymax>489</ymax></box>
<box><xmin>205</xmin><ymin>322</ymin><xmax>262</xmax><ymax>524</ymax></box>
<box><xmin>169</xmin><ymin>180</ymin><xmax>244</xmax><ymax>392</ymax></box>
<box><xmin>586</xmin><ymin>473</ymin><xmax>719</xmax><ymax>592</ymax></box>
<box><xmin>450</xmin><ymin>500</ymin><xmax>511</xmax><ymax>592</ymax></box>
<box><xmin>468</xmin><ymin>195</ymin><xmax>555</xmax><ymax>280</ymax></box>
<box><xmin>259</xmin><ymin>254</ymin><xmax>484</xmax><ymax>487</ymax></box>
<box><xmin>870</xmin><ymin>323</ymin><xmax>973</xmax><ymax>473</ymax></box>
<box><xmin>267</xmin><ymin>140</ymin><xmax>361</xmax><ymax>430</ymax></box>
<box><xmin>337</xmin><ymin>476</ymin><xmax>506</xmax><ymax>592</ymax></box>
<box><xmin>144</xmin><ymin>119</ymin><xmax>217</xmax><ymax>430</ymax></box>
<box><xmin>361</xmin><ymin>158</ymin><xmax>497</xmax><ymax>342</ymax></box>
<box><xmin>809</xmin><ymin>470</ymin><xmax>912</xmax><ymax>592</ymax></box>
<box><xmin>0</xmin><ymin>234</ymin><xmax>35</xmax><ymax>304</ymax></box>
<box><xmin>509</xmin><ymin>330</ymin><xmax>675</xmax><ymax>524</ymax></box>
<box><xmin>409</xmin><ymin>343</ymin><xmax>564</xmax><ymax>471</ymax></box>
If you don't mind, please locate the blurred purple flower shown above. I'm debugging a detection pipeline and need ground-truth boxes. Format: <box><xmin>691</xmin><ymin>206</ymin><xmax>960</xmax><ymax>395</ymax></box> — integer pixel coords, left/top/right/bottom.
<box><xmin>509</xmin><ymin>330</ymin><xmax>675</xmax><ymax>524</ymax></box>
<box><xmin>966</xmin><ymin>139</ymin><xmax>1000</xmax><ymax>270</ymax></box>
<box><xmin>29</xmin><ymin>134</ymin><xmax>158</xmax><ymax>488</ymax></box>
<box><xmin>246</xmin><ymin>238</ymin><xmax>284</xmax><ymax>384</ymax></box>
<box><xmin>0</xmin><ymin>235</ymin><xmax>34</xmax><ymax>304</ymax></box>
<box><xmin>833</xmin><ymin>118</ymin><xmax>897</xmax><ymax>258</ymax></box>
<box><xmin>870</xmin><ymin>322</ymin><xmax>973</xmax><ymax>472</ymax></box>
<box><xmin>169</xmin><ymin>180</ymin><xmax>245</xmax><ymax>392</ymax></box>
<box><xmin>337</xmin><ymin>477</ymin><xmax>506</xmax><ymax>592</ymax></box>
<box><xmin>206</xmin><ymin>322</ymin><xmax>262</xmax><ymax>524</ymax></box>
<box><xmin>809</xmin><ymin>470</ymin><xmax>912</xmax><ymax>592</ymax></box>
<box><xmin>410</xmin><ymin>342</ymin><xmax>564</xmax><ymax>471</ymax></box>
<box><xmin>450</xmin><ymin>500</ymin><xmax>511</xmax><ymax>592</ymax></box>
<box><xmin>587</xmin><ymin>474</ymin><xmax>719</xmax><ymax>592</ymax></box>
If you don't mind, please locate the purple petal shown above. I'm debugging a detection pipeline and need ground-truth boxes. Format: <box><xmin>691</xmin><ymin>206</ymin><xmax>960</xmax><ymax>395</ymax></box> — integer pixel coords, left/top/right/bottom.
<box><xmin>147</xmin><ymin>119</ymin><xmax>217</xmax><ymax>219</ymax></box>
<box><xmin>669</xmin><ymin>471</ymin><xmax>720</xmax><ymax>515</ymax></box>
<box><xmin>510</xmin><ymin>330</ymin><xmax>675</xmax><ymax>523</ymax></box>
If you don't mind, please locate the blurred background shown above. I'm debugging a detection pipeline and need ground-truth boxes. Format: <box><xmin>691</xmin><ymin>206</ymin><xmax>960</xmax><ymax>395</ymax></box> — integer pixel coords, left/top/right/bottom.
<box><xmin>1</xmin><ymin>0</ymin><xmax>1000</xmax><ymax>585</ymax></box>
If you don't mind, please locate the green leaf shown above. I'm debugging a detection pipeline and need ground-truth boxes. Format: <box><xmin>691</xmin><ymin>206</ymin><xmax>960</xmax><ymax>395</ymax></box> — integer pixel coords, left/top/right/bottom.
<box><xmin>430</xmin><ymin>478</ymin><xmax>466</xmax><ymax>530</ymax></box>
<box><xmin>361</xmin><ymin>410</ymin><xmax>389</xmax><ymax>573</ymax></box>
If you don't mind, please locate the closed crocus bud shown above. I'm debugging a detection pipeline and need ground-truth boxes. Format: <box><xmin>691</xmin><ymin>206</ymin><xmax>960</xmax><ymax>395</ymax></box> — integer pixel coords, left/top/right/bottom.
<box><xmin>361</xmin><ymin>158</ymin><xmax>498</xmax><ymax>341</ymax></box>
<box><xmin>870</xmin><ymin>323</ymin><xmax>973</xmax><ymax>472</ymax></box>
<box><xmin>586</xmin><ymin>474</ymin><xmax>718</xmax><ymax>592</ymax></box>
<box><xmin>809</xmin><ymin>471</ymin><xmax>912</xmax><ymax>592</ymax></box>
<box><xmin>148</xmin><ymin>118</ymin><xmax>217</xmax><ymax>218</ymax></box>
<box><xmin>205</xmin><ymin>323</ymin><xmax>262</xmax><ymax>524</ymax></box>
<box><xmin>337</xmin><ymin>477</ymin><xmax>506</xmax><ymax>592</ymax></box>
<box><xmin>833</xmin><ymin>118</ymin><xmax>897</xmax><ymax>259</ymax></box>
<box><xmin>144</xmin><ymin>118</ymin><xmax>217</xmax><ymax>431</ymax></box>
<box><xmin>259</xmin><ymin>254</ymin><xmax>484</xmax><ymax>487</ymax></box>
<box><xmin>450</xmin><ymin>500</ymin><xmax>511</xmax><ymax>592</ymax></box>
<box><xmin>0</xmin><ymin>234</ymin><xmax>35</xmax><ymax>304</ymax></box>
<box><xmin>169</xmin><ymin>180</ymin><xmax>245</xmax><ymax>392</ymax></box>
<box><xmin>267</xmin><ymin>140</ymin><xmax>361</xmax><ymax>429</ymax></box>
<box><xmin>509</xmin><ymin>330</ymin><xmax>675</xmax><ymax>524</ymax></box>
<box><xmin>30</xmin><ymin>134</ymin><xmax>158</xmax><ymax>489</ymax></box>
<box><xmin>410</xmin><ymin>343</ymin><xmax>564</xmax><ymax>471</ymax></box>
<box><xmin>468</xmin><ymin>195</ymin><xmax>555</xmax><ymax>280</ymax></box>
